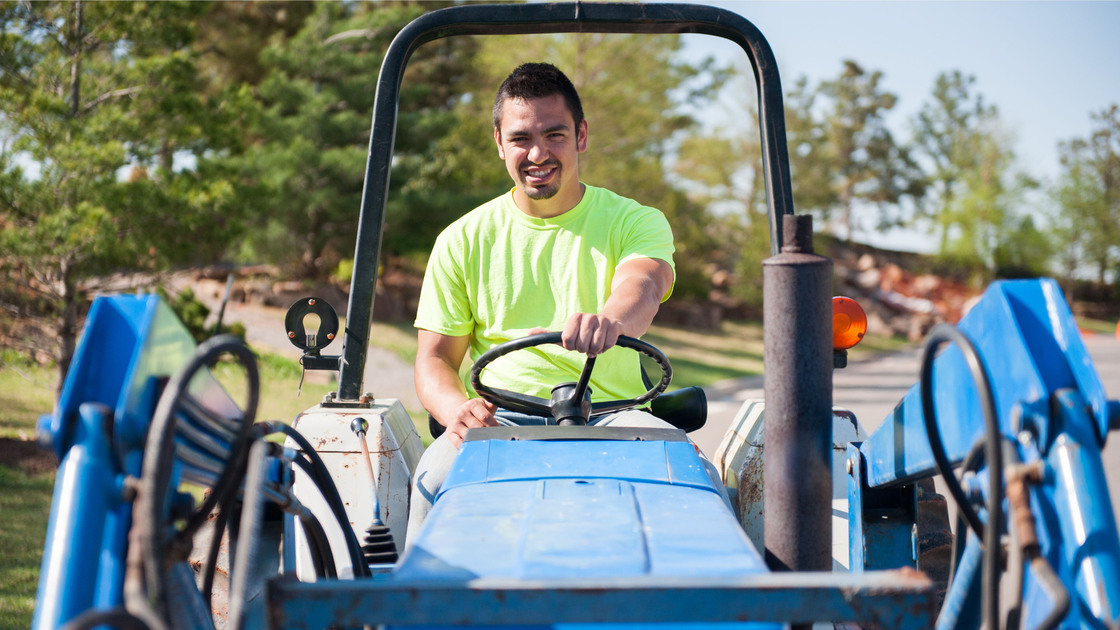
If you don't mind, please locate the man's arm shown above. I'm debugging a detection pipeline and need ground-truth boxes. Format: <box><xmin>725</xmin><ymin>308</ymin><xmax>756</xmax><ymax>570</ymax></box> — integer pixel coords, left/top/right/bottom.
<box><xmin>561</xmin><ymin>257</ymin><xmax>673</xmax><ymax>356</ymax></box>
<box><xmin>415</xmin><ymin>330</ymin><xmax>497</xmax><ymax>448</ymax></box>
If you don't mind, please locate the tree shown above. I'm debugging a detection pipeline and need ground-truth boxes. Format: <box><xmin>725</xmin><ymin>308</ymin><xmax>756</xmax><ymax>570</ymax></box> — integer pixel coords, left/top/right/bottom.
<box><xmin>994</xmin><ymin>213</ymin><xmax>1054</xmax><ymax>279</ymax></box>
<box><xmin>673</xmin><ymin>70</ymin><xmax>770</xmax><ymax>309</ymax></box>
<box><xmin>813</xmin><ymin>61</ymin><xmax>924</xmax><ymax>241</ymax></box>
<box><xmin>1052</xmin><ymin>104</ymin><xmax>1120</xmax><ymax>284</ymax></box>
<box><xmin>911</xmin><ymin>71</ymin><xmax>996</xmax><ymax>253</ymax></box>
<box><xmin>0</xmin><ymin>1</ymin><xmax>250</xmax><ymax>384</ymax></box>
<box><xmin>783</xmin><ymin>76</ymin><xmax>838</xmax><ymax>221</ymax></box>
<box><xmin>911</xmin><ymin>70</ymin><xmax>1032</xmax><ymax>277</ymax></box>
<box><xmin>237</xmin><ymin>1</ymin><xmax>487</xmax><ymax>277</ymax></box>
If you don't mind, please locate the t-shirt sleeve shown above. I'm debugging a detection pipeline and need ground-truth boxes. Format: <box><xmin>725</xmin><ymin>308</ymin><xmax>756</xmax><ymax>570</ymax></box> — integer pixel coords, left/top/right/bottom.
<box><xmin>617</xmin><ymin>204</ymin><xmax>676</xmax><ymax>301</ymax></box>
<box><xmin>414</xmin><ymin>230</ymin><xmax>474</xmax><ymax>337</ymax></box>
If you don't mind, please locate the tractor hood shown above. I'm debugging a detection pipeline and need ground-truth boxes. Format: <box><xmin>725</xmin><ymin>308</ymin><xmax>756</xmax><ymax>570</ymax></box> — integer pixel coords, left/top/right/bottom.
<box><xmin>395</xmin><ymin>438</ymin><xmax>767</xmax><ymax>581</ymax></box>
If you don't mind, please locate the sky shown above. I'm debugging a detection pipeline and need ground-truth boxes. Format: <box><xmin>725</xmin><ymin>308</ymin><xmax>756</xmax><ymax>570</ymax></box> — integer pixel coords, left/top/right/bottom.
<box><xmin>675</xmin><ymin>1</ymin><xmax>1120</xmax><ymax>251</ymax></box>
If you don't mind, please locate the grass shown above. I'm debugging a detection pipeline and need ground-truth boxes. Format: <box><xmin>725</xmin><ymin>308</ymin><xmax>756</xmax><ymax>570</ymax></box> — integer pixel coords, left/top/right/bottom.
<box><xmin>0</xmin><ymin>352</ymin><xmax>56</xmax><ymax>441</ymax></box>
<box><xmin>0</xmin><ymin>467</ymin><xmax>53</xmax><ymax>629</ymax></box>
<box><xmin>644</xmin><ymin>321</ymin><xmax>764</xmax><ymax>388</ymax></box>
<box><xmin>211</xmin><ymin>350</ymin><xmax>338</xmax><ymax>425</ymax></box>
<box><xmin>1079</xmin><ymin>316</ymin><xmax>1118</xmax><ymax>337</ymax></box>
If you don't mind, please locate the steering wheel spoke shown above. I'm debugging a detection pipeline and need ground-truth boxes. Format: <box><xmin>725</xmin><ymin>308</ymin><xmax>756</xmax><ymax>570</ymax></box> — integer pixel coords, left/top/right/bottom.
<box><xmin>484</xmin><ymin>387</ymin><xmax>553</xmax><ymax>417</ymax></box>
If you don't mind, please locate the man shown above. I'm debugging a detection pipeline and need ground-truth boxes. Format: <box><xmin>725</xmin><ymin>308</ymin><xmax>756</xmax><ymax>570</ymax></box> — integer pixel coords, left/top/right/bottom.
<box><xmin>407</xmin><ymin>62</ymin><xmax>691</xmax><ymax>544</ymax></box>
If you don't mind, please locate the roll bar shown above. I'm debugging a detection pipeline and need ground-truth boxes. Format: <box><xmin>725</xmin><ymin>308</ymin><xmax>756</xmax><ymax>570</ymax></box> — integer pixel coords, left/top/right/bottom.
<box><xmin>338</xmin><ymin>2</ymin><xmax>794</xmax><ymax>399</ymax></box>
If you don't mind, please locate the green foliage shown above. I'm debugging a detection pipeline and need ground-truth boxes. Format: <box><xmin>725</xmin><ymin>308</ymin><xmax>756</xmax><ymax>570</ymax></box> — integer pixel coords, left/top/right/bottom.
<box><xmin>0</xmin><ymin>1</ymin><xmax>256</xmax><ymax>380</ymax></box>
<box><xmin>994</xmin><ymin>214</ymin><xmax>1054</xmax><ymax>279</ymax></box>
<box><xmin>156</xmin><ymin>286</ymin><xmax>246</xmax><ymax>344</ymax></box>
<box><xmin>1051</xmin><ymin>104</ymin><xmax>1120</xmax><ymax>284</ymax></box>
<box><xmin>910</xmin><ymin>70</ymin><xmax>1035</xmax><ymax>280</ymax></box>
<box><xmin>800</xmin><ymin>60</ymin><xmax>925</xmax><ymax>241</ymax></box>
<box><xmin>230</xmin><ymin>1</ymin><xmax>491</xmax><ymax>277</ymax></box>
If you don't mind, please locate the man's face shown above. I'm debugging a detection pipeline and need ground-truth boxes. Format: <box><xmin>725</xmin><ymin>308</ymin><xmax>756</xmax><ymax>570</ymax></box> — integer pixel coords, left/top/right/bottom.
<box><xmin>495</xmin><ymin>94</ymin><xmax>587</xmax><ymax>208</ymax></box>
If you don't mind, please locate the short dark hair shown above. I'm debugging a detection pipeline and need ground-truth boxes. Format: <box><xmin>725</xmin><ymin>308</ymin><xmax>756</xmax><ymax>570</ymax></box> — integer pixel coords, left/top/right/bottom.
<box><xmin>492</xmin><ymin>62</ymin><xmax>584</xmax><ymax>130</ymax></box>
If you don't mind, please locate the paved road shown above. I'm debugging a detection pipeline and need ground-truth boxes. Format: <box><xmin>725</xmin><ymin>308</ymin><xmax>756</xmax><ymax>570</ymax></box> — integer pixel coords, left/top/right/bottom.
<box><xmin>696</xmin><ymin>332</ymin><xmax>1120</xmax><ymax>539</ymax></box>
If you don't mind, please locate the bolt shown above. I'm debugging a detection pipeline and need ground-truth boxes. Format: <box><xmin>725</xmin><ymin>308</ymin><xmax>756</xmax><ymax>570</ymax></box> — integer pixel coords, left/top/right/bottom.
<box><xmin>846</xmin><ymin>458</ymin><xmax>853</xmax><ymax>475</ymax></box>
<box><xmin>308</xmin><ymin>298</ymin><xmax>316</xmax><ymax>305</ymax></box>
<box><xmin>288</xmin><ymin>331</ymin><xmax>296</xmax><ymax>338</ymax></box>
<box><xmin>322</xmin><ymin>391</ymin><xmax>336</xmax><ymax>404</ymax></box>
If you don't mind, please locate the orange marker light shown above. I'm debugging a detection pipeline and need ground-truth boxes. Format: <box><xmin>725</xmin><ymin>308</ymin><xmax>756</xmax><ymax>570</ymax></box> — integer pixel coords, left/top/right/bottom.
<box><xmin>832</xmin><ymin>296</ymin><xmax>867</xmax><ymax>350</ymax></box>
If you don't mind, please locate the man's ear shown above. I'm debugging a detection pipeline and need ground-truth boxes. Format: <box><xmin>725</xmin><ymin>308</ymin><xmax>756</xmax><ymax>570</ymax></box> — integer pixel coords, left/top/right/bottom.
<box><xmin>494</xmin><ymin>127</ymin><xmax>505</xmax><ymax>159</ymax></box>
<box><xmin>577</xmin><ymin>119</ymin><xmax>588</xmax><ymax>153</ymax></box>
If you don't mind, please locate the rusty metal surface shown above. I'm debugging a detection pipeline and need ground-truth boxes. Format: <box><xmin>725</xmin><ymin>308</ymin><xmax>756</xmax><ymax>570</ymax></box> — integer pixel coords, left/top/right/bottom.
<box><xmin>762</xmin><ymin>215</ymin><xmax>834</xmax><ymax>572</ymax></box>
<box><xmin>267</xmin><ymin>570</ymin><xmax>937</xmax><ymax>629</ymax></box>
<box><xmin>287</xmin><ymin>400</ymin><xmax>420</xmax><ymax>579</ymax></box>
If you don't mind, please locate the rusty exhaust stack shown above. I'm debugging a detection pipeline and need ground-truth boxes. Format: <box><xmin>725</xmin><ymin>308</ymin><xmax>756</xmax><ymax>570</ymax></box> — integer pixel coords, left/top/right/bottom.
<box><xmin>763</xmin><ymin>214</ymin><xmax>833</xmax><ymax>573</ymax></box>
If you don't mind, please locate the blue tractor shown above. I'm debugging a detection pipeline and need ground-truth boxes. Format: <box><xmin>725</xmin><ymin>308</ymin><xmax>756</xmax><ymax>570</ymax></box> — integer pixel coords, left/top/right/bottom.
<box><xmin>31</xmin><ymin>4</ymin><xmax>1120</xmax><ymax>630</ymax></box>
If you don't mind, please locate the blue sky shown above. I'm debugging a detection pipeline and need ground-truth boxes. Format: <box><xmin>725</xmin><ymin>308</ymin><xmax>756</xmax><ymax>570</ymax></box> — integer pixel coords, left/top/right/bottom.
<box><xmin>677</xmin><ymin>1</ymin><xmax>1120</xmax><ymax>249</ymax></box>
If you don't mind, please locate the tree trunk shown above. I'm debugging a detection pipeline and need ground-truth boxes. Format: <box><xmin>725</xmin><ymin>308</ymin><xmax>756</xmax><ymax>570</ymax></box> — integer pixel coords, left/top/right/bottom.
<box><xmin>69</xmin><ymin>0</ymin><xmax>84</xmax><ymax>119</ymax></box>
<box><xmin>55</xmin><ymin>262</ymin><xmax>80</xmax><ymax>396</ymax></box>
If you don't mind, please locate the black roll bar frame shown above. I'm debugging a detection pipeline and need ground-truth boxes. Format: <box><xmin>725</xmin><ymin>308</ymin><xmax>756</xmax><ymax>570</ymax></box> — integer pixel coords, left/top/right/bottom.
<box><xmin>337</xmin><ymin>2</ymin><xmax>794</xmax><ymax>400</ymax></box>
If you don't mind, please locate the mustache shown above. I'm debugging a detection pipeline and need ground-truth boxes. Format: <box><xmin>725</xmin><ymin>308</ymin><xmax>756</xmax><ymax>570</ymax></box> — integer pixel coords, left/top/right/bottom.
<box><xmin>521</xmin><ymin>161</ymin><xmax>559</xmax><ymax>171</ymax></box>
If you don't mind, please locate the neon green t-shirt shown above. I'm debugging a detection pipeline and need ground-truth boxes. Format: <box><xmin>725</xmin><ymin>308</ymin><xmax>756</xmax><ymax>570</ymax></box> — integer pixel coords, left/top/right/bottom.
<box><xmin>414</xmin><ymin>184</ymin><xmax>676</xmax><ymax>404</ymax></box>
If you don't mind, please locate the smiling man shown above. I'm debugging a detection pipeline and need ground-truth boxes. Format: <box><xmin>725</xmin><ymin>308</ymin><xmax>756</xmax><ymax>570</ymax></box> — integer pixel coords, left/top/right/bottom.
<box><xmin>407</xmin><ymin>63</ymin><xmax>687</xmax><ymax>544</ymax></box>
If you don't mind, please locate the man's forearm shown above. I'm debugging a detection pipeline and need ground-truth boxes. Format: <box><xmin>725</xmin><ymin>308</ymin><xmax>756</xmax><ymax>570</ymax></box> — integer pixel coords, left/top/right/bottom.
<box><xmin>415</xmin><ymin>356</ymin><xmax>470</xmax><ymax>425</ymax></box>
<box><xmin>601</xmin><ymin>272</ymin><xmax>665</xmax><ymax>338</ymax></box>
<box><xmin>603</xmin><ymin>257</ymin><xmax>673</xmax><ymax>337</ymax></box>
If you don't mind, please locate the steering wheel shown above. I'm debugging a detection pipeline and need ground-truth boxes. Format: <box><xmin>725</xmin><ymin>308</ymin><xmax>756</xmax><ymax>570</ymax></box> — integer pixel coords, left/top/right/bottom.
<box><xmin>469</xmin><ymin>332</ymin><xmax>672</xmax><ymax>425</ymax></box>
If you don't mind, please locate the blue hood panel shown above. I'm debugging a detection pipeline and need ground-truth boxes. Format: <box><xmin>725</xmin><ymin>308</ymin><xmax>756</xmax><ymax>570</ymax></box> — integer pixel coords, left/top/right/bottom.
<box><xmin>396</xmin><ymin>440</ymin><xmax>767</xmax><ymax>581</ymax></box>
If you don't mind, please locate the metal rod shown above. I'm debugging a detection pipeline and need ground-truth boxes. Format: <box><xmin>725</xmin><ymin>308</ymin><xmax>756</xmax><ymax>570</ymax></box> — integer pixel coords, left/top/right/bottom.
<box><xmin>350</xmin><ymin>418</ymin><xmax>383</xmax><ymax>526</ymax></box>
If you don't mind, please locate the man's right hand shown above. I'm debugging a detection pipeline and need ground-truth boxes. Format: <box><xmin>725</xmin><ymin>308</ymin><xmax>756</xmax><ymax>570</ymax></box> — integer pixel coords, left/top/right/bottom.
<box><xmin>417</xmin><ymin>330</ymin><xmax>501</xmax><ymax>448</ymax></box>
<box><xmin>442</xmin><ymin>398</ymin><xmax>499</xmax><ymax>448</ymax></box>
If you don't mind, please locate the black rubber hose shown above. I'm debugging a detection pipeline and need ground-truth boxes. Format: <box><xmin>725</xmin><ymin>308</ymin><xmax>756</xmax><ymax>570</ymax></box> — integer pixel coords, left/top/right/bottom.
<box><xmin>199</xmin><ymin>496</ymin><xmax>231</xmax><ymax>612</ymax></box>
<box><xmin>60</xmin><ymin>607</ymin><xmax>151</xmax><ymax>630</ymax></box>
<box><xmin>298</xmin><ymin>508</ymin><xmax>337</xmax><ymax>579</ymax></box>
<box><xmin>229</xmin><ymin>440</ymin><xmax>273</xmax><ymax>630</ymax></box>
<box><xmin>920</xmin><ymin>324</ymin><xmax>1003</xmax><ymax>630</ymax></box>
<box><xmin>262</xmin><ymin>421</ymin><xmax>371</xmax><ymax>578</ymax></box>
<box><xmin>947</xmin><ymin>439</ymin><xmax>986</xmax><ymax>588</ymax></box>
<box><xmin>139</xmin><ymin>335</ymin><xmax>259</xmax><ymax>616</ymax></box>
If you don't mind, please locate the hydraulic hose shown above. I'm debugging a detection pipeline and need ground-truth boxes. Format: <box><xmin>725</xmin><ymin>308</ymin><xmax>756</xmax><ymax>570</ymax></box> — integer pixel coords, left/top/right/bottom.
<box><xmin>262</xmin><ymin>421</ymin><xmax>371</xmax><ymax>578</ymax></box>
<box><xmin>229</xmin><ymin>439</ymin><xmax>273</xmax><ymax>630</ymax></box>
<box><xmin>138</xmin><ymin>336</ymin><xmax>259</xmax><ymax>615</ymax></box>
<box><xmin>298</xmin><ymin>508</ymin><xmax>337</xmax><ymax>580</ymax></box>
<box><xmin>920</xmin><ymin>324</ymin><xmax>1003</xmax><ymax>630</ymax></box>
<box><xmin>59</xmin><ymin>607</ymin><xmax>151</xmax><ymax>630</ymax></box>
<box><xmin>198</xmin><ymin>496</ymin><xmax>231</xmax><ymax>612</ymax></box>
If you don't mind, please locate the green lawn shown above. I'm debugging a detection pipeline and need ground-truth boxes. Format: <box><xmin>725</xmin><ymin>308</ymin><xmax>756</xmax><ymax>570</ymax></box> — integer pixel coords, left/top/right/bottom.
<box><xmin>0</xmin><ymin>467</ymin><xmax>53</xmax><ymax>629</ymax></box>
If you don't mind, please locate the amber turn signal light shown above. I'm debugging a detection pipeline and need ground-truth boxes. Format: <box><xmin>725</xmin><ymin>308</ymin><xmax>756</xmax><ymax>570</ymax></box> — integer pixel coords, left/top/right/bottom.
<box><xmin>832</xmin><ymin>296</ymin><xmax>867</xmax><ymax>350</ymax></box>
